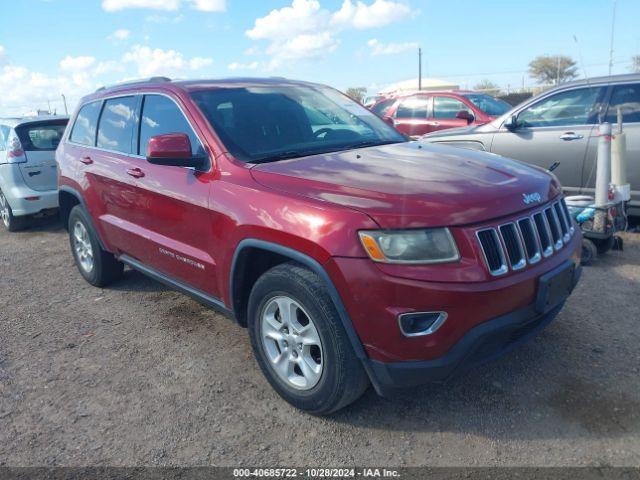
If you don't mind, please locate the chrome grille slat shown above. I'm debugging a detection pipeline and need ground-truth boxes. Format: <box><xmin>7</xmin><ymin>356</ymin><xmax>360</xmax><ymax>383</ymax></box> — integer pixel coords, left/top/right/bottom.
<box><xmin>544</xmin><ymin>207</ymin><xmax>564</xmax><ymax>250</ymax></box>
<box><xmin>517</xmin><ymin>217</ymin><xmax>541</xmax><ymax>264</ymax></box>
<box><xmin>477</xmin><ymin>198</ymin><xmax>575</xmax><ymax>275</ymax></box>
<box><xmin>553</xmin><ymin>201</ymin><xmax>570</xmax><ymax>243</ymax></box>
<box><xmin>476</xmin><ymin>228</ymin><xmax>508</xmax><ymax>276</ymax></box>
<box><xmin>498</xmin><ymin>223</ymin><xmax>526</xmax><ymax>270</ymax></box>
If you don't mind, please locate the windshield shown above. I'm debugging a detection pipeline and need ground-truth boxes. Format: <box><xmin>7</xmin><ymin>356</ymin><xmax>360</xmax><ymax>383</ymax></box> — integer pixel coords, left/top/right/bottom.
<box><xmin>15</xmin><ymin>120</ymin><xmax>68</xmax><ymax>151</ymax></box>
<box><xmin>462</xmin><ymin>94</ymin><xmax>511</xmax><ymax>117</ymax></box>
<box><xmin>190</xmin><ymin>85</ymin><xmax>406</xmax><ymax>163</ymax></box>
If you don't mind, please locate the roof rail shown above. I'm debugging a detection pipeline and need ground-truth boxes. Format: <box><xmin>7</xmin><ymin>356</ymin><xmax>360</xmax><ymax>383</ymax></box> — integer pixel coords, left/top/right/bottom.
<box><xmin>95</xmin><ymin>76</ymin><xmax>172</xmax><ymax>93</ymax></box>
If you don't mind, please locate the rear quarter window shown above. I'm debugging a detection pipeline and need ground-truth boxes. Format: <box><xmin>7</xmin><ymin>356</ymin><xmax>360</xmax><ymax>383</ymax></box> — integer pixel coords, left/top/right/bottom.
<box><xmin>70</xmin><ymin>101</ymin><xmax>102</xmax><ymax>146</ymax></box>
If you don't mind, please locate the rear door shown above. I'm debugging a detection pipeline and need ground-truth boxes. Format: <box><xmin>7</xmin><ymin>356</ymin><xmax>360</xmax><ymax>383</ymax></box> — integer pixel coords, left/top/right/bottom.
<box><xmin>15</xmin><ymin>119</ymin><xmax>68</xmax><ymax>191</ymax></box>
<box><xmin>490</xmin><ymin>85</ymin><xmax>607</xmax><ymax>196</ymax></box>
<box><xmin>430</xmin><ymin>95</ymin><xmax>473</xmax><ymax>132</ymax></box>
<box><xmin>70</xmin><ymin>96</ymin><xmax>144</xmax><ymax>256</ymax></box>
<box><xmin>597</xmin><ymin>82</ymin><xmax>640</xmax><ymax>213</ymax></box>
<box><xmin>392</xmin><ymin>94</ymin><xmax>432</xmax><ymax>137</ymax></box>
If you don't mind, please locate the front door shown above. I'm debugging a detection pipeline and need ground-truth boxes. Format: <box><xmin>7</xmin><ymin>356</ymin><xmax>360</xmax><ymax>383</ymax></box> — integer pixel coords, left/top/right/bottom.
<box><xmin>429</xmin><ymin>96</ymin><xmax>473</xmax><ymax>132</ymax></box>
<box><xmin>490</xmin><ymin>86</ymin><xmax>607</xmax><ymax>196</ymax></box>
<box><xmin>130</xmin><ymin>94</ymin><xmax>216</xmax><ymax>296</ymax></box>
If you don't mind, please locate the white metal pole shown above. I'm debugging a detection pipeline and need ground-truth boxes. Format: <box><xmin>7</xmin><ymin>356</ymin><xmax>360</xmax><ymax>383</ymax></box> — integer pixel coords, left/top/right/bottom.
<box><xmin>595</xmin><ymin>122</ymin><xmax>612</xmax><ymax>207</ymax></box>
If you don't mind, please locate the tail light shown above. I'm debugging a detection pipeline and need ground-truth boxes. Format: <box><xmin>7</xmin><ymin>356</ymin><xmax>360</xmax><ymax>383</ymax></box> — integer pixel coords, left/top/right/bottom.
<box><xmin>6</xmin><ymin>132</ymin><xmax>26</xmax><ymax>163</ymax></box>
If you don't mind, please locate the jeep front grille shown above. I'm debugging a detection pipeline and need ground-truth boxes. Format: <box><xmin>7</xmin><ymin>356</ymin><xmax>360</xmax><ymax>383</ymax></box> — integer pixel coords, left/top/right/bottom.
<box><xmin>476</xmin><ymin>199</ymin><xmax>576</xmax><ymax>276</ymax></box>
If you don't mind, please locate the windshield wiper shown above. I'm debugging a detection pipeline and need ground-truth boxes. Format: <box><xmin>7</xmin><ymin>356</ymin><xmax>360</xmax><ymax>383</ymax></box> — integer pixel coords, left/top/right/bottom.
<box><xmin>250</xmin><ymin>150</ymin><xmax>307</xmax><ymax>164</ymax></box>
<box><xmin>343</xmin><ymin>139</ymin><xmax>404</xmax><ymax>150</ymax></box>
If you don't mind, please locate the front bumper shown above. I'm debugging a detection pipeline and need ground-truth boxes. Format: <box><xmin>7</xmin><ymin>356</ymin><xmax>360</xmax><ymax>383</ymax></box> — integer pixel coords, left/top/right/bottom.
<box><xmin>365</xmin><ymin>263</ymin><xmax>581</xmax><ymax>395</ymax></box>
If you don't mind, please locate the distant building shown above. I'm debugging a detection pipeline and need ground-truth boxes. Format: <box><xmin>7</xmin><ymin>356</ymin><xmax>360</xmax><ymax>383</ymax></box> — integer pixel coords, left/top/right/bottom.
<box><xmin>378</xmin><ymin>78</ymin><xmax>460</xmax><ymax>96</ymax></box>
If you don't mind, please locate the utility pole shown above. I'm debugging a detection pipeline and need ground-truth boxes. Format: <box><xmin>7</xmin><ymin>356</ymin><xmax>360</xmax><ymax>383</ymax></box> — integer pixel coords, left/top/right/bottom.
<box><xmin>609</xmin><ymin>0</ymin><xmax>617</xmax><ymax>75</ymax></box>
<box><xmin>418</xmin><ymin>47</ymin><xmax>422</xmax><ymax>91</ymax></box>
<box><xmin>556</xmin><ymin>56</ymin><xmax>561</xmax><ymax>85</ymax></box>
<box><xmin>61</xmin><ymin>94</ymin><xmax>68</xmax><ymax>115</ymax></box>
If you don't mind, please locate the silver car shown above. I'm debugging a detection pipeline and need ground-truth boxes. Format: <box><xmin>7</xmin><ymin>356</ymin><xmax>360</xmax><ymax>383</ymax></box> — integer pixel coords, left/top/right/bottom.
<box><xmin>421</xmin><ymin>74</ymin><xmax>640</xmax><ymax>216</ymax></box>
<box><xmin>0</xmin><ymin>116</ymin><xmax>69</xmax><ymax>231</ymax></box>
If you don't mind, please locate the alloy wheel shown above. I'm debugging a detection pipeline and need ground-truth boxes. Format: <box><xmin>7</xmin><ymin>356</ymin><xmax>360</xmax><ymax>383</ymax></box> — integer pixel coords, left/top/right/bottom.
<box><xmin>0</xmin><ymin>192</ymin><xmax>9</xmax><ymax>228</ymax></box>
<box><xmin>73</xmin><ymin>221</ymin><xmax>94</xmax><ymax>273</ymax></box>
<box><xmin>260</xmin><ymin>296</ymin><xmax>324</xmax><ymax>390</ymax></box>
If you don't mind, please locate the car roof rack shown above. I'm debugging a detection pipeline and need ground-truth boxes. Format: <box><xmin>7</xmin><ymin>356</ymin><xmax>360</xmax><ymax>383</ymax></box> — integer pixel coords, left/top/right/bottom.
<box><xmin>95</xmin><ymin>76</ymin><xmax>172</xmax><ymax>93</ymax></box>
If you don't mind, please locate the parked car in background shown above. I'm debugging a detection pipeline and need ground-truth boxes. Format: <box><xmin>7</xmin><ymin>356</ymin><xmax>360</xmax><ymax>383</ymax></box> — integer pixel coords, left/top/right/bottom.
<box><xmin>57</xmin><ymin>77</ymin><xmax>581</xmax><ymax>414</ymax></box>
<box><xmin>0</xmin><ymin>116</ymin><xmax>69</xmax><ymax>231</ymax></box>
<box><xmin>369</xmin><ymin>91</ymin><xmax>511</xmax><ymax>138</ymax></box>
<box><xmin>421</xmin><ymin>74</ymin><xmax>640</xmax><ymax>216</ymax></box>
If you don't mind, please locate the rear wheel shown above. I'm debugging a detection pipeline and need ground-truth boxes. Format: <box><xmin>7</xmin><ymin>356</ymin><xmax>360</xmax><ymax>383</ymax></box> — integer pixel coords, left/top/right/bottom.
<box><xmin>68</xmin><ymin>205</ymin><xmax>123</xmax><ymax>287</ymax></box>
<box><xmin>0</xmin><ymin>190</ymin><xmax>26</xmax><ymax>232</ymax></box>
<box><xmin>248</xmin><ymin>262</ymin><xmax>369</xmax><ymax>415</ymax></box>
<box><xmin>581</xmin><ymin>238</ymin><xmax>598</xmax><ymax>266</ymax></box>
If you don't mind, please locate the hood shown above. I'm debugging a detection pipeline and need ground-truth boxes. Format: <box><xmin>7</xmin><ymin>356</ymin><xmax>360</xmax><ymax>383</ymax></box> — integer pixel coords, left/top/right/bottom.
<box><xmin>250</xmin><ymin>142</ymin><xmax>561</xmax><ymax>229</ymax></box>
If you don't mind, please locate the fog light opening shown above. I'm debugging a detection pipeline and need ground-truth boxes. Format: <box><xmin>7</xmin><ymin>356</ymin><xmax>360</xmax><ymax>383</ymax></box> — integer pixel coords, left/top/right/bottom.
<box><xmin>398</xmin><ymin>311</ymin><xmax>448</xmax><ymax>337</ymax></box>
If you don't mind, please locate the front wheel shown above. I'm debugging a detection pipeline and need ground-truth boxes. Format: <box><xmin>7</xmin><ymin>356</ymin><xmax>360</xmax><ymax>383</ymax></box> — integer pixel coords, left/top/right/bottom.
<box><xmin>248</xmin><ymin>263</ymin><xmax>369</xmax><ymax>415</ymax></box>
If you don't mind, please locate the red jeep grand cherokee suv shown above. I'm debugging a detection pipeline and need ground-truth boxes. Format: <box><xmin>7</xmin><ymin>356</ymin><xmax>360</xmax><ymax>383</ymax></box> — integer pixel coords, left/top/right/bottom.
<box><xmin>57</xmin><ymin>78</ymin><xmax>581</xmax><ymax>414</ymax></box>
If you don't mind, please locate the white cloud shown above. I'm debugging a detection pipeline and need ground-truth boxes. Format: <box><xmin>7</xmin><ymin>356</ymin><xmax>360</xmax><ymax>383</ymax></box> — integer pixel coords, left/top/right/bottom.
<box><xmin>122</xmin><ymin>44</ymin><xmax>213</xmax><ymax>77</ymax></box>
<box><xmin>102</xmin><ymin>0</ymin><xmax>225</xmax><ymax>11</ymax></box>
<box><xmin>189</xmin><ymin>0</ymin><xmax>226</xmax><ymax>12</ymax></box>
<box><xmin>109</xmin><ymin>29</ymin><xmax>131</xmax><ymax>41</ymax></box>
<box><xmin>246</xmin><ymin>0</ymin><xmax>413</xmax><ymax>69</ymax></box>
<box><xmin>228</xmin><ymin>61</ymin><xmax>259</xmax><ymax>71</ymax></box>
<box><xmin>102</xmin><ymin>0</ymin><xmax>181</xmax><ymax>11</ymax></box>
<box><xmin>59</xmin><ymin>55</ymin><xmax>96</xmax><ymax>71</ymax></box>
<box><xmin>367</xmin><ymin>38</ymin><xmax>418</xmax><ymax>56</ymax></box>
<box><xmin>0</xmin><ymin>45</ymin><xmax>6</xmax><ymax>66</ymax></box>
<box><xmin>332</xmin><ymin>0</ymin><xmax>412</xmax><ymax>29</ymax></box>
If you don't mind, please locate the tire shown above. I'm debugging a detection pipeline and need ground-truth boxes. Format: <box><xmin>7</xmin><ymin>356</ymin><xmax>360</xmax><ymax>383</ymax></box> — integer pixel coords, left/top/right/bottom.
<box><xmin>581</xmin><ymin>238</ymin><xmax>597</xmax><ymax>266</ymax></box>
<box><xmin>68</xmin><ymin>205</ymin><xmax>123</xmax><ymax>287</ymax></box>
<box><xmin>0</xmin><ymin>190</ymin><xmax>26</xmax><ymax>232</ymax></box>
<box><xmin>248</xmin><ymin>262</ymin><xmax>369</xmax><ymax>415</ymax></box>
<box><xmin>594</xmin><ymin>235</ymin><xmax>615</xmax><ymax>255</ymax></box>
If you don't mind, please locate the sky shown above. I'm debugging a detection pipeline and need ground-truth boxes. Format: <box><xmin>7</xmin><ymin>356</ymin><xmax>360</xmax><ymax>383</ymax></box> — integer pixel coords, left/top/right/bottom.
<box><xmin>1</xmin><ymin>0</ymin><xmax>639</xmax><ymax>115</ymax></box>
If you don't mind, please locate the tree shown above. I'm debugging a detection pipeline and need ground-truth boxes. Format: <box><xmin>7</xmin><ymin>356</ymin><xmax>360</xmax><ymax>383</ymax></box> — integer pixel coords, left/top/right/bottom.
<box><xmin>632</xmin><ymin>55</ymin><xmax>640</xmax><ymax>73</ymax></box>
<box><xmin>345</xmin><ymin>87</ymin><xmax>367</xmax><ymax>103</ymax></box>
<box><xmin>473</xmin><ymin>79</ymin><xmax>501</xmax><ymax>96</ymax></box>
<box><xmin>528</xmin><ymin>55</ymin><xmax>578</xmax><ymax>85</ymax></box>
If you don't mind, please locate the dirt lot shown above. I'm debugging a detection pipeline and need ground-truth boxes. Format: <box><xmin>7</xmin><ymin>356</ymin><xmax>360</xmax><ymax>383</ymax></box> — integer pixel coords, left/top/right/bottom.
<box><xmin>0</xmin><ymin>217</ymin><xmax>639</xmax><ymax>467</ymax></box>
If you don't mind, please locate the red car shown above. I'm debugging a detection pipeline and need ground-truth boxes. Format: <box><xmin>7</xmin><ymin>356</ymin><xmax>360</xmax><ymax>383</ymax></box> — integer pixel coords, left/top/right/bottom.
<box><xmin>370</xmin><ymin>91</ymin><xmax>511</xmax><ymax>138</ymax></box>
<box><xmin>57</xmin><ymin>78</ymin><xmax>581</xmax><ymax>414</ymax></box>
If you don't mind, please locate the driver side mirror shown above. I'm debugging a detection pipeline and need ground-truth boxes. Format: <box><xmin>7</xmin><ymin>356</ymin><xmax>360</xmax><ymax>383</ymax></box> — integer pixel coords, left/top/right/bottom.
<box><xmin>455</xmin><ymin>110</ymin><xmax>475</xmax><ymax>124</ymax></box>
<box><xmin>146</xmin><ymin>133</ymin><xmax>205</xmax><ymax>169</ymax></box>
<box><xmin>504</xmin><ymin>114</ymin><xmax>519</xmax><ymax>131</ymax></box>
<box><xmin>382</xmin><ymin>115</ymin><xmax>396</xmax><ymax>127</ymax></box>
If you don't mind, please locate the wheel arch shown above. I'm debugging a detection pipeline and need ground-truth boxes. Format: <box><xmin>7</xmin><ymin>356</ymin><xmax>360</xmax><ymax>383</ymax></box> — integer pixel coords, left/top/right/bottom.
<box><xmin>229</xmin><ymin>239</ymin><xmax>368</xmax><ymax>360</ymax></box>
<box><xmin>58</xmin><ymin>186</ymin><xmax>107</xmax><ymax>251</ymax></box>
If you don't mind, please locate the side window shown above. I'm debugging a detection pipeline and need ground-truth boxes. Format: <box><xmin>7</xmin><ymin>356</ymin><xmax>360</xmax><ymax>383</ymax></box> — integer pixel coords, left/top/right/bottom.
<box><xmin>433</xmin><ymin>97</ymin><xmax>470</xmax><ymax>119</ymax></box>
<box><xmin>395</xmin><ymin>96</ymin><xmax>429</xmax><ymax>119</ymax></box>
<box><xmin>97</xmin><ymin>96</ymin><xmax>138</xmax><ymax>154</ymax></box>
<box><xmin>518</xmin><ymin>87</ymin><xmax>605</xmax><ymax>128</ymax></box>
<box><xmin>139</xmin><ymin>95</ymin><xmax>203</xmax><ymax>156</ymax></box>
<box><xmin>0</xmin><ymin>125</ymin><xmax>9</xmax><ymax>151</ymax></box>
<box><xmin>605</xmin><ymin>83</ymin><xmax>640</xmax><ymax>124</ymax></box>
<box><xmin>371</xmin><ymin>98</ymin><xmax>395</xmax><ymax>117</ymax></box>
<box><xmin>70</xmin><ymin>101</ymin><xmax>102</xmax><ymax>146</ymax></box>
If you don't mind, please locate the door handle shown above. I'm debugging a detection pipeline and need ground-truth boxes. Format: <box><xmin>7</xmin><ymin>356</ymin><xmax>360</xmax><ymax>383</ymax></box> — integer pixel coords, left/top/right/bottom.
<box><xmin>80</xmin><ymin>156</ymin><xmax>93</xmax><ymax>165</ymax></box>
<box><xmin>126</xmin><ymin>167</ymin><xmax>145</xmax><ymax>178</ymax></box>
<box><xmin>559</xmin><ymin>132</ymin><xmax>584</xmax><ymax>141</ymax></box>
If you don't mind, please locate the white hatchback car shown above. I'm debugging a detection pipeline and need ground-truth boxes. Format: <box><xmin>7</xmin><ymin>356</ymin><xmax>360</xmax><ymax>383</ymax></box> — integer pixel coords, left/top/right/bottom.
<box><xmin>0</xmin><ymin>116</ymin><xmax>68</xmax><ymax>231</ymax></box>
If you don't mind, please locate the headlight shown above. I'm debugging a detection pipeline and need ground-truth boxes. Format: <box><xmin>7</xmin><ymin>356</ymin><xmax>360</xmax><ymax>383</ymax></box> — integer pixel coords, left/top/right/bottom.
<box><xmin>358</xmin><ymin>228</ymin><xmax>460</xmax><ymax>264</ymax></box>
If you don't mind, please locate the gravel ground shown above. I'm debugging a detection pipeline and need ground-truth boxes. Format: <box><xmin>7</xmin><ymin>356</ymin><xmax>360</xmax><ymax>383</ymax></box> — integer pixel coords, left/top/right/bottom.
<box><xmin>0</xmin><ymin>217</ymin><xmax>639</xmax><ymax>467</ymax></box>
